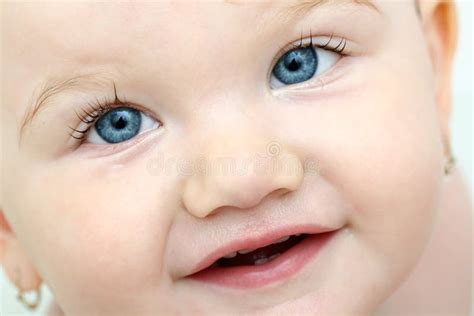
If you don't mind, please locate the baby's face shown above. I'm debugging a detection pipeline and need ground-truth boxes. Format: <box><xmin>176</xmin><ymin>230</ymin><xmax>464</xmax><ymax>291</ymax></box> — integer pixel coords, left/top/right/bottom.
<box><xmin>2</xmin><ymin>0</ymin><xmax>448</xmax><ymax>314</ymax></box>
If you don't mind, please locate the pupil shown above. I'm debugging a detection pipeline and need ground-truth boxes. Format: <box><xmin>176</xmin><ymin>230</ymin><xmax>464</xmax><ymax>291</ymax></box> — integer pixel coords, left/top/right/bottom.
<box><xmin>271</xmin><ymin>46</ymin><xmax>318</xmax><ymax>86</ymax></box>
<box><xmin>113</xmin><ymin>116</ymin><xmax>127</xmax><ymax>129</ymax></box>
<box><xmin>286</xmin><ymin>58</ymin><xmax>300</xmax><ymax>71</ymax></box>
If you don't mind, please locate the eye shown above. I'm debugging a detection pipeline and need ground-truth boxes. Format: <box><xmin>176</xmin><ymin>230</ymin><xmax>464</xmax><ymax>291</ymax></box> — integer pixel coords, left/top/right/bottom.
<box><xmin>270</xmin><ymin>44</ymin><xmax>341</xmax><ymax>89</ymax></box>
<box><xmin>86</xmin><ymin>107</ymin><xmax>160</xmax><ymax>144</ymax></box>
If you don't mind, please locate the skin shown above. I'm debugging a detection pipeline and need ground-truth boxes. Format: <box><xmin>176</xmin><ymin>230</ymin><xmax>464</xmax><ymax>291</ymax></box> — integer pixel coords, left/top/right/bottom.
<box><xmin>0</xmin><ymin>0</ymin><xmax>471</xmax><ymax>315</ymax></box>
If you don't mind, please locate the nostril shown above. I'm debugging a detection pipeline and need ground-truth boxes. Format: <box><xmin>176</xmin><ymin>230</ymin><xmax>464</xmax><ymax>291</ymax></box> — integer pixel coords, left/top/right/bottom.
<box><xmin>273</xmin><ymin>188</ymin><xmax>292</xmax><ymax>198</ymax></box>
<box><xmin>224</xmin><ymin>189</ymin><xmax>267</xmax><ymax>210</ymax></box>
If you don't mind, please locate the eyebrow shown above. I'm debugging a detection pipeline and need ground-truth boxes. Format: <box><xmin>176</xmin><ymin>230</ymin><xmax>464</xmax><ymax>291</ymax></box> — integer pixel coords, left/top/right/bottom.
<box><xmin>226</xmin><ymin>0</ymin><xmax>380</xmax><ymax>18</ymax></box>
<box><xmin>286</xmin><ymin>0</ymin><xmax>379</xmax><ymax>16</ymax></box>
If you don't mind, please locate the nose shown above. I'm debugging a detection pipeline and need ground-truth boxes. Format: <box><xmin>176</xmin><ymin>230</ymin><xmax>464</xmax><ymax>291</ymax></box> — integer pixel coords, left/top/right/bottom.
<box><xmin>182</xmin><ymin>134</ymin><xmax>304</xmax><ymax>218</ymax></box>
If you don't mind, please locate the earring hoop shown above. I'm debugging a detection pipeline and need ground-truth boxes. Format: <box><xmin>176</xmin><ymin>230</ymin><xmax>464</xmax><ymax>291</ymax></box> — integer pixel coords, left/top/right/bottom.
<box><xmin>17</xmin><ymin>287</ymin><xmax>42</xmax><ymax>311</ymax></box>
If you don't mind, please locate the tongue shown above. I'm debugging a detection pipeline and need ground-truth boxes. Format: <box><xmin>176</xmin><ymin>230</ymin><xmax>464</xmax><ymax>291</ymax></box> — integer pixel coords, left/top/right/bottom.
<box><xmin>213</xmin><ymin>234</ymin><xmax>306</xmax><ymax>268</ymax></box>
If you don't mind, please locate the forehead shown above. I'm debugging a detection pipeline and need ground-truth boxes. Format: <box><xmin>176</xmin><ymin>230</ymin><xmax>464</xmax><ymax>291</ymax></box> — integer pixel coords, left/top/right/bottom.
<box><xmin>3</xmin><ymin>0</ymin><xmax>377</xmax><ymax>55</ymax></box>
<box><xmin>3</xmin><ymin>2</ymin><xmax>247</xmax><ymax>68</ymax></box>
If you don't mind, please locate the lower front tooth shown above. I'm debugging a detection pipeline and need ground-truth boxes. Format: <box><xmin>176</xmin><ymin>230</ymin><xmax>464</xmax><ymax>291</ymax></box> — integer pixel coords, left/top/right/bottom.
<box><xmin>223</xmin><ymin>252</ymin><xmax>237</xmax><ymax>258</ymax></box>
<box><xmin>274</xmin><ymin>236</ymin><xmax>290</xmax><ymax>244</ymax></box>
<box><xmin>238</xmin><ymin>248</ymin><xmax>255</xmax><ymax>254</ymax></box>
<box><xmin>254</xmin><ymin>258</ymin><xmax>269</xmax><ymax>265</ymax></box>
<box><xmin>269</xmin><ymin>253</ymin><xmax>280</xmax><ymax>260</ymax></box>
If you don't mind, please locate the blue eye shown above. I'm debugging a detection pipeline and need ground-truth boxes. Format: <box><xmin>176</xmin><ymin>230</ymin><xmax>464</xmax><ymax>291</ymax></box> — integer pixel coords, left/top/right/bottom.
<box><xmin>270</xmin><ymin>44</ymin><xmax>341</xmax><ymax>89</ymax></box>
<box><xmin>272</xmin><ymin>46</ymin><xmax>318</xmax><ymax>85</ymax></box>
<box><xmin>87</xmin><ymin>107</ymin><xmax>159</xmax><ymax>144</ymax></box>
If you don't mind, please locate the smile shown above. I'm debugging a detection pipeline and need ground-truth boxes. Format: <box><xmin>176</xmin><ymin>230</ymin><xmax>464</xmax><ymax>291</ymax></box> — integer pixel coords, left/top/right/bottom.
<box><xmin>187</xmin><ymin>226</ymin><xmax>339</xmax><ymax>289</ymax></box>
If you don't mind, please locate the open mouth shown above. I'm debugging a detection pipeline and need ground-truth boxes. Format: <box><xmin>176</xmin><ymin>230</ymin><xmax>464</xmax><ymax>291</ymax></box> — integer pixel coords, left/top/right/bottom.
<box><xmin>189</xmin><ymin>230</ymin><xmax>337</xmax><ymax>289</ymax></box>
<box><xmin>210</xmin><ymin>234</ymin><xmax>307</xmax><ymax>268</ymax></box>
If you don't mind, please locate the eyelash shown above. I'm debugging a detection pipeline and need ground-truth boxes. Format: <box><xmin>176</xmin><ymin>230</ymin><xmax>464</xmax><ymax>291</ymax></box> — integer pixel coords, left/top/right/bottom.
<box><xmin>292</xmin><ymin>30</ymin><xmax>347</xmax><ymax>54</ymax></box>
<box><xmin>68</xmin><ymin>83</ymin><xmax>129</xmax><ymax>141</ymax></box>
<box><xmin>272</xmin><ymin>31</ymin><xmax>348</xmax><ymax>68</ymax></box>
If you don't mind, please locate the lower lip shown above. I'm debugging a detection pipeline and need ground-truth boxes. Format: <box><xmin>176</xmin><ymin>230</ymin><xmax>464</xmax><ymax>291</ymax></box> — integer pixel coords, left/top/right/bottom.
<box><xmin>188</xmin><ymin>230</ymin><xmax>337</xmax><ymax>289</ymax></box>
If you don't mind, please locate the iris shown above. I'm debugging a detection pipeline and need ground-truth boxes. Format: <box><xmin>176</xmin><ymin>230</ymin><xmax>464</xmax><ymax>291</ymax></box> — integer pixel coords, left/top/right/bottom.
<box><xmin>272</xmin><ymin>46</ymin><xmax>318</xmax><ymax>85</ymax></box>
<box><xmin>95</xmin><ymin>107</ymin><xmax>141</xmax><ymax>143</ymax></box>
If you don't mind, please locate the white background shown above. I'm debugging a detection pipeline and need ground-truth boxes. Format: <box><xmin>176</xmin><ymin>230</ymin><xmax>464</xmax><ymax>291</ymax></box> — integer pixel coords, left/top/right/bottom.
<box><xmin>1</xmin><ymin>1</ymin><xmax>472</xmax><ymax>315</ymax></box>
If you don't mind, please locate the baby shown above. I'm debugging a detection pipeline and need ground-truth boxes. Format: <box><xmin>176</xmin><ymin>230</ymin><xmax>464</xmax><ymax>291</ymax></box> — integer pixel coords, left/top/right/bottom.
<box><xmin>1</xmin><ymin>0</ymin><xmax>472</xmax><ymax>315</ymax></box>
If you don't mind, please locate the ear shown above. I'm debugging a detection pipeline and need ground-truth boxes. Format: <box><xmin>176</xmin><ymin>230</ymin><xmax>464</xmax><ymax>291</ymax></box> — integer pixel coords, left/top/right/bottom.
<box><xmin>0</xmin><ymin>209</ymin><xmax>42</xmax><ymax>291</ymax></box>
<box><xmin>419</xmin><ymin>0</ymin><xmax>458</xmax><ymax>155</ymax></box>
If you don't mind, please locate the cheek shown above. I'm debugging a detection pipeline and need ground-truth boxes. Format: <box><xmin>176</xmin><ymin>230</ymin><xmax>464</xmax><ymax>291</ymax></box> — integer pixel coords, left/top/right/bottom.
<box><xmin>323</xmin><ymin>85</ymin><xmax>445</xmax><ymax>308</ymax></box>
<box><xmin>336</xmin><ymin>70</ymin><xmax>444</xmax><ymax>264</ymax></box>
<box><xmin>270</xmin><ymin>56</ymin><xmax>444</xmax><ymax>306</ymax></box>
<box><xmin>333</xmin><ymin>107</ymin><xmax>444</xmax><ymax>253</ymax></box>
<box><xmin>275</xmin><ymin>84</ymin><xmax>443</xmax><ymax>246</ymax></box>
<box><xmin>15</xmin><ymin>157</ymin><xmax>177</xmax><ymax>311</ymax></box>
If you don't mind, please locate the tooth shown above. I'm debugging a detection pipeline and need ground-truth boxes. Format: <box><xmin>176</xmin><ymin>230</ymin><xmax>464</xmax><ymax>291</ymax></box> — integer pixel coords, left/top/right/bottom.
<box><xmin>254</xmin><ymin>258</ymin><xmax>269</xmax><ymax>265</ymax></box>
<box><xmin>223</xmin><ymin>252</ymin><xmax>237</xmax><ymax>258</ymax></box>
<box><xmin>274</xmin><ymin>236</ymin><xmax>290</xmax><ymax>244</ymax></box>
<box><xmin>269</xmin><ymin>253</ymin><xmax>281</xmax><ymax>260</ymax></box>
<box><xmin>238</xmin><ymin>248</ymin><xmax>255</xmax><ymax>254</ymax></box>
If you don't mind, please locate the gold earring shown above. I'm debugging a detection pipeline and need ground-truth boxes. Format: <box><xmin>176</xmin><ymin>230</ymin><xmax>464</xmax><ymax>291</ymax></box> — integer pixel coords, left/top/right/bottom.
<box><xmin>17</xmin><ymin>286</ymin><xmax>42</xmax><ymax>310</ymax></box>
<box><xmin>14</xmin><ymin>267</ymin><xmax>42</xmax><ymax>311</ymax></box>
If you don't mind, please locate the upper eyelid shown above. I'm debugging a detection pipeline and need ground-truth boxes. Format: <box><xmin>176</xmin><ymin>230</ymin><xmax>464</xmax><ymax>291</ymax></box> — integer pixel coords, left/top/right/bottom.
<box><xmin>68</xmin><ymin>85</ymin><xmax>128</xmax><ymax>140</ymax></box>
<box><xmin>272</xmin><ymin>34</ymin><xmax>347</xmax><ymax>64</ymax></box>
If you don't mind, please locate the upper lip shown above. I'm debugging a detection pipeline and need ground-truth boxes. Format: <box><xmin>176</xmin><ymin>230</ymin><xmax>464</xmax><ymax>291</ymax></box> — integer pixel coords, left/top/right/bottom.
<box><xmin>187</xmin><ymin>224</ymin><xmax>339</xmax><ymax>276</ymax></box>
